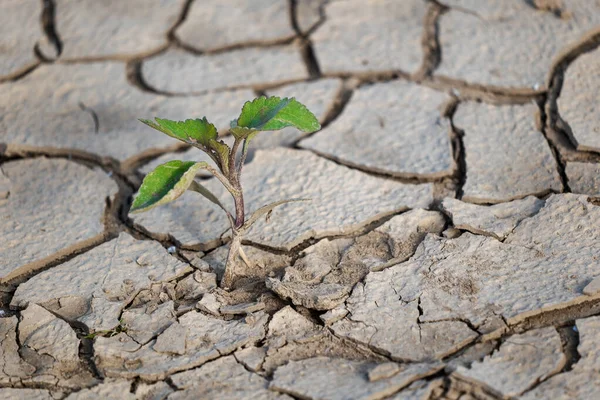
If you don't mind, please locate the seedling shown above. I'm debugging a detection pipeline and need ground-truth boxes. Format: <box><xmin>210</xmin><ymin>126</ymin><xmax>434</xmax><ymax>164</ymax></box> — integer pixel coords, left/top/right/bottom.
<box><xmin>130</xmin><ymin>97</ymin><xmax>320</xmax><ymax>288</ymax></box>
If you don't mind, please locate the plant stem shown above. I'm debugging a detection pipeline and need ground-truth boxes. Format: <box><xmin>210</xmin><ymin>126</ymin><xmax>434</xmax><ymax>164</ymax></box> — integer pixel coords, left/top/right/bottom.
<box><xmin>223</xmin><ymin>136</ymin><xmax>247</xmax><ymax>288</ymax></box>
<box><xmin>237</xmin><ymin>138</ymin><xmax>250</xmax><ymax>177</ymax></box>
<box><xmin>222</xmin><ymin>231</ymin><xmax>242</xmax><ymax>289</ymax></box>
<box><xmin>234</xmin><ymin>190</ymin><xmax>245</xmax><ymax>228</ymax></box>
<box><xmin>229</xmin><ymin>138</ymin><xmax>242</xmax><ymax>181</ymax></box>
<box><xmin>203</xmin><ymin>164</ymin><xmax>240</xmax><ymax>198</ymax></box>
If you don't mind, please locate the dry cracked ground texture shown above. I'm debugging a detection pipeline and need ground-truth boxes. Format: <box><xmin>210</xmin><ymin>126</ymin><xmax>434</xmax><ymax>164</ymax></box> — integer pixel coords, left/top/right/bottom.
<box><xmin>2</xmin><ymin>0</ymin><xmax>600</xmax><ymax>399</ymax></box>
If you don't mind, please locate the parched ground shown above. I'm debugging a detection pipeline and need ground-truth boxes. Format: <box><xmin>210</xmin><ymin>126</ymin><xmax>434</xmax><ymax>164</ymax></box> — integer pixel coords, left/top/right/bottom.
<box><xmin>1</xmin><ymin>0</ymin><xmax>600</xmax><ymax>399</ymax></box>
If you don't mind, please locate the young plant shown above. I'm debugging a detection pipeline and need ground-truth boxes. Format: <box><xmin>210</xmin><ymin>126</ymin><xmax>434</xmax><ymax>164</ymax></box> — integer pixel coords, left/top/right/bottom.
<box><xmin>130</xmin><ymin>97</ymin><xmax>320</xmax><ymax>288</ymax></box>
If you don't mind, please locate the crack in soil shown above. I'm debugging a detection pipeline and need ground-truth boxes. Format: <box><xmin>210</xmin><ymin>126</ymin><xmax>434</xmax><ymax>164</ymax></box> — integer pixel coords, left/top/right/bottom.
<box><xmin>556</xmin><ymin>323</ymin><xmax>581</xmax><ymax>372</ymax></box>
<box><xmin>442</xmin><ymin>375</ymin><xmax>504</xmax><ymax>400</ymax></box>
<box><xmin>167</xmin><ymin>0</ymin><xmax>194</xmax><ymax>43</ymax></box>
<box><xmin>172</xmin><ymin>32</ymin><xmax>298</xmax><ymax>57</ymax></box>
<box><xmin>125</xmin><ymin>58</ymin><xmax>168</xmax><ymax>96</ymax></box>
<box><xmin>245</xmin><ymin>205</ymin><xmax>418</xmax><ymax>260</ymax></box>
<box><xmin>3</xmin><ymin>10</ymin><xmax>600</xmax><ymax>399</ymax></box>
<box><xmin>0</xmin><ymin>152</ymin><xmax>174</xmax><ymax>307</ymax></box>
<box><xmin>513</xmin><ymin>326</ymin><xmax>571</xmax><ymax>397</ymax></box>
<box><xmin>497</xmin><ymin>295</ymin><xmax>600</xmax><ymax>338</ymax></box>
<box><xmin>414</xmin><ymin>0</ymin><xmax>447</xmax><ymax>80</ymax></box>
<box><xmin>532</xmin><ymin>92</ymin><xmax>571</xmax><ymax>193</ymax></box>
<box><xmin>298</xmin><ymin>38</ymin><xmax>321</xmax><ymax>79</ymax></box>
<box><xmin>525</xmin><ymin>0</ymin><xmax>570</xmax><ymax>18</ymax></box>
<box><xmin>434</xmin><ymin>76</ymin><xmax>545</xmax><ymax>105</ymax></box>
<box><xmin>46</xmin><ymin>307</ymin><xmax>104</xmax><ymax>381</ymax></box>
<box><xmin>300</xmin><ymin>146</ymin><xmax>448</xmax><ymax>184</ymax></box>
<box><xmin>291</xmin><ymin>78</ymin><xmax>355</xmax><ymax>148</ymax></box>
<box><xmin>0</xmin><ymin>233</ymin><xmax>115</xmax><ymax>296</ymax></box>
<box><xmin>289</xmin><ymin>0</ymin><xmax>322</xmax><ymax>78</ymax></box>
<box><xmin>37</xmin><ymin>0</ymin><xmax>62</xmax><ymax>61</ymax></box>
<box><xmin>77</xmin><ymin>101</ymin><xmax>100</xmax><ymax>134</ymax></box>
<box><xmin>57</xmin><ymin>43</ymin><xmax>172</xmax><ymax>64</ymax></box>
<box><xmin>444</xmin><ymin>97</ymin><xmax>467</xmax><ymax>200</ymax></box>
<box><xmin>544</xmin><ymin>28</ymin><xmax>600</xmax><ymax>163</ymax></box>
<box><xmin>1</xmin><ymin>146</ymin><xmax>123</xmax><ymax>180</ymax></box>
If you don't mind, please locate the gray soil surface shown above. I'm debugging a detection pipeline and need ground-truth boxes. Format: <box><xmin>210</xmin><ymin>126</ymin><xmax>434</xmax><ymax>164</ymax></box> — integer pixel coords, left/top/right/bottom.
<box><xmin>2</xmin><ymin>0</ymin><xmax>600</xmax><ymax>398</ymax></box>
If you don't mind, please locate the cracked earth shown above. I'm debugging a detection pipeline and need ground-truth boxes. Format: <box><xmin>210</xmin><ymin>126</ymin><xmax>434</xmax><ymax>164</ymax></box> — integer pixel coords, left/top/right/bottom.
<box><xmin>1</xmin><ymin>0</ymin><xmax>600</xmax><ymax>399</ymax></box>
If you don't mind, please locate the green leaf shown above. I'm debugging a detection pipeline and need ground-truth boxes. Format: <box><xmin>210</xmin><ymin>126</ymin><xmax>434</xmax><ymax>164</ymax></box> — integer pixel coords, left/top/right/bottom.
<box><xmin>140</xmin><ymin>117</ymin><xmax>218</xmax><ymax>147</ymax></box>
<box><xmin>140</xmin><ymin>118</ymin><xmax>231</xmax><ymax>175</ymax></box>
<box><xmin>209</xmin><ymin>139</ymin><xmax>231</xmax><ymax>174</ymax></box>
<box><xmin>233</xmin><ymin>96</ymin><xmax>320</xmax><ymax>135</ymax></box>
<box><xmin>229</xmin><ymin>126</ymin><xmax>257</xmax><ymax>141</ymax></box>
<box><xmin>130</xmin><ymin>160</ymin><xmax>210</xmax><ymax>213</ymax></box>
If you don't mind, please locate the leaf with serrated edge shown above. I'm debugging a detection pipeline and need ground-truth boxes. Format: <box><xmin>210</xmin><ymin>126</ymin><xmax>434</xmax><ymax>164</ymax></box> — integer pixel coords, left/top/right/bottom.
<box><xmin>140</xmin><ymin>117</ymin><xmax>218</xmax><ymax>147</ymax></box>
<box><xmin>210</xmin><ymin>139</ymin><xmax>231</xmax><ymax>174</ymax></box>
<box><xmin>130</xmin><ymin>160</ymin><xmax>210</xmax><ymax>213</ymax></box>
<box><xmin>242</xmin><ymin>198</ymin><xmax>310</xmax><ymax>231</ymax></box>
<box><xmin>234</xmin><ymin>96</ymin><xmax>320</xmax><ymax>136</ymax></box>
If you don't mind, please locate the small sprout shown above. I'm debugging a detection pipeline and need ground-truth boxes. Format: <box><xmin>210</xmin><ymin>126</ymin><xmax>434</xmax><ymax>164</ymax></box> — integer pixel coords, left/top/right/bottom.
<box><xmin>131</xmin><ymin>97</ymin><xmax>320</xmax><ymax>289</ymax></box>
